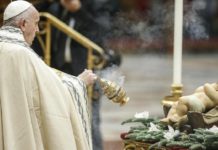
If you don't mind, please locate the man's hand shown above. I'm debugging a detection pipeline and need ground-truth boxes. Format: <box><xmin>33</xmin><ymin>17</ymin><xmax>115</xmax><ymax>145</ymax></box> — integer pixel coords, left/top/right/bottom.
<box><xmin>78</xmin><ymin>69</ymin><xmax>97</xmax><ymax>86</ymax></box>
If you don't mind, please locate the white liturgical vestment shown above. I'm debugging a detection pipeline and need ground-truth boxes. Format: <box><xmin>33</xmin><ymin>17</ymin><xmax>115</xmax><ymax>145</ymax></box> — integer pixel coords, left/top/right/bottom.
<box><xmin>0</xmin><ymin>26</ymin><xmax>92</xmax><ymax>150</ymax></box>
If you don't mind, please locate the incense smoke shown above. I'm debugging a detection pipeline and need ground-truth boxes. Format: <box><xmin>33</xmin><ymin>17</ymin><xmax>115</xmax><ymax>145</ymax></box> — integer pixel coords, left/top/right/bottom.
<box><xmin>98</xmin><ymin>65</ymin><xmax>125</xmax><ymax>87</ymax></box>
<box><xmin>184</xmin><ymin>0</ymin><xmax>209</xmax><ymax>40</ymax></box>
<box><xmin>93</xmin><ymin>0</ymin><xmax>209</xmax><ymax>51</ymax></box>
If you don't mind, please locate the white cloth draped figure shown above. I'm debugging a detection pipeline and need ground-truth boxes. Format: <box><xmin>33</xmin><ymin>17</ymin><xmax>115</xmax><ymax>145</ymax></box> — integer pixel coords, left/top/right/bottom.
<box><xmin>0</xmin><ymin>26</ymin><xmax>92</xmax><ymax>150</ymax></box>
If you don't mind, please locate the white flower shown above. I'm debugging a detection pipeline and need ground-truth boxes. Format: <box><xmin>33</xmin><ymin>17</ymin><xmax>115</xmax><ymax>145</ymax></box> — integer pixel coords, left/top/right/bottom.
<box><xmin>163</xmin><ymin>125</ymin><xmax>180</xmax><ymax>140</ymax></box>
<box><xmin>134</xmin><ymin>111</ymin><xmax>149</xmax><ymax>119</ymax></box>
<box><xmin>148</xmin><ymin>122</ymin><xmax>160</xmax><ymax>132</ymax></box>
<box><xmin>206</xmin><ymin>125</ymin><xmax>218</xmax><ymax>133</ymax></box>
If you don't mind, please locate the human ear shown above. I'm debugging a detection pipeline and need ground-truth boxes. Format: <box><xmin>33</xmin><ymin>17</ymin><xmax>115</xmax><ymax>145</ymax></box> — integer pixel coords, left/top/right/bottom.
<box><xmin>18</xmin><ymin>19</ymin><xmax>26</xmax><ymax>32</ymax></box>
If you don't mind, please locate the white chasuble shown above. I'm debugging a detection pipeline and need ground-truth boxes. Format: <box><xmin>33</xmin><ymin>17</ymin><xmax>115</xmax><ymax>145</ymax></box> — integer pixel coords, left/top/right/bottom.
<box><xmin>0</xmin><ymin>26</ymin><xmax>92</xmax><ymax>150</ymax></box>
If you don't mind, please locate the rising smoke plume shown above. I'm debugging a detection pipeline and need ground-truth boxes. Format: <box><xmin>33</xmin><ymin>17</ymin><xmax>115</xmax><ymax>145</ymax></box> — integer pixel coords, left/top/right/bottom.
<box><xmin>98</xmin><ymin>65</ymin><xmax>125</xmax><ymax>87</ymax></box>
<box><xmin>184</xmin><ymin>0</ymin><xmax>209</xmax><ymax>40</ymax></box>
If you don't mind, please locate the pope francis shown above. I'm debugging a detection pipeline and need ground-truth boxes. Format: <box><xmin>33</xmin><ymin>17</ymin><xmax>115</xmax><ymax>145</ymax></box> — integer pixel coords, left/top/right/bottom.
<box><xmin>0</xmin><ymin>0</ymin><xmax>96</xmax><ymax>150</ymax></box>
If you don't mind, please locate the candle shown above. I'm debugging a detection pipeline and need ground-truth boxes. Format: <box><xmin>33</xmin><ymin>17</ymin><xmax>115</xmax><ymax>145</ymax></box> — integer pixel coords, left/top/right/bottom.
<box><xmin>173</xmin><ymin>0</ymin><xmax>183</xmax><ymax>84</ymax></box>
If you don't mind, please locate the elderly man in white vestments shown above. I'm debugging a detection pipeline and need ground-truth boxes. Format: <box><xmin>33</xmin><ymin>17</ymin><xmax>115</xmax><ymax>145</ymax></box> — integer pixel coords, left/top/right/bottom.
<box><xmin>0</xmin><ymin>1</ymin><xmax>96</xmax><ymax>150</ymax></box>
